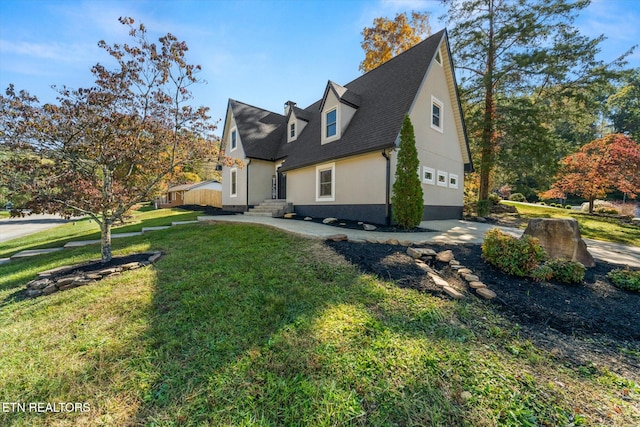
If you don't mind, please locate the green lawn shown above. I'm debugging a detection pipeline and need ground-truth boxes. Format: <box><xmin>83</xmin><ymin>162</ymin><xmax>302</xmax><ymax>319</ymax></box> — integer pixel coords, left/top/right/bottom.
<box><xmin>502</xmin><ymin>201</ymin><xmax>640</xmax><ymax>247</ymax></box>
<box><xmin>0</xmin><ymin>208</ymin><xmax>202</xmax><ymax>258</ymax></box>
<box><xmin>0</xmin><ymin>211</ymin><xmax>9</xmax><ymax>219</ymax></box>
<box><xmin>0</xmin><ymin>222</ymin><xmax>637</xmax><ymax>426</ymax></box>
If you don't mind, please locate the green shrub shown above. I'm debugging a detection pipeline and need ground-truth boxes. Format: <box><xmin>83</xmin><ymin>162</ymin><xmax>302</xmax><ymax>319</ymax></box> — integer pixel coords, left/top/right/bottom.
<box><xmin>476</xmin><ymin>199</ymin><xmax>492</xmax><ymax>217</ymax></box>
<box><xmin>539</xmin><ymin>202</ymin><xmax>546</xmax><ymax>205</ymax></box>
<box><xmin>509</xmin><ymin>193</ymin><xmax>527</xmax><ymax>202</ymax></box>
<box><xmin>545</xmin><ymin>259</ymin><xmax>585</xmax><ymax>284</ymax></box>
<box><xmin>565</xmin><ymin>205</ymin><xmax>572</xmax><ymax>209</ymax></box>
<box><xmin>595</xmin><ymin>207</ymin><xmax>618</xmax><ymax>215</ymax></box>
<box><xmin>392</xmin><ymin>115</ymin><xmax>423</xmax><ymax>229</ymax></box>
<box><xmin>531</xmin><ymin>264</ymin><xmax>554</xmax><ymax>282</ymax></box>
<box><xmin>607</xmin><ymin>269</ymin><xmax>640</xmax><ymax>292</ymax></box>
<box><xmin>488</xmin><ymin>193</ymin><xmax>501</xmax><ymax>204</ymax></box>
<box><xmin>482</xmin><ymin>228</ymin><xmax>547</xmax><ymax>277</ymax></box>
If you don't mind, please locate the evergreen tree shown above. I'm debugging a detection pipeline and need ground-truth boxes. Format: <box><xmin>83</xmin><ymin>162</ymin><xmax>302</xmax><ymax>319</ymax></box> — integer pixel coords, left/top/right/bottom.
<box><xmin>392</xmin><ymin>115</ymin><xmax>423</xmax><ymax>229</ymax></box>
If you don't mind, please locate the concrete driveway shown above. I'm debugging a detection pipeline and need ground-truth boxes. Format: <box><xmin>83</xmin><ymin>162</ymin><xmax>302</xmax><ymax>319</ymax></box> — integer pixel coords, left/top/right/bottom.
<box><xmin>0</xmin><ymin>214</ymin><xmax>73</xmax><ymax>243</ymax></box>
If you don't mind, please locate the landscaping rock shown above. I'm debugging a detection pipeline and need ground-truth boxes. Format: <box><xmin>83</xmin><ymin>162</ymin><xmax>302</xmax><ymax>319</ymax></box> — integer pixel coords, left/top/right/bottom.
<box><xmin>326</xmin><ymin>234</ymin><xmax>348</xmax><ymax>242</ymax></box>
<box><xmin>387</xmin><ymin>239</ymin><xmax>400</xmax><ymax>245</ymax></box>
<box><xmin>400</xmin><ymin>240</ymin><xmax>413</xmax><ymax>247</ymax></box>
<box><xmin>436</xmin><ymin>250</ymin><xmax>454</xmax><ymax>263</ymax></box>
<box><xmin>427</xmin><ymin>272</ymin><xmax>450</xmax><ymax>288</ymax></box>
<box><xmin>449</xmin><ymin>260</ymin><xmax>460</xmax><ymax>266</ymax></box>
<box><xmin>56</xmin><ymin>276</ymin><xmax>79</xmax><ymax>286</ymax></box>
<box><xmin>523</xmin><ymin>218</ymin><xmax>595</xmax><ymax>268</ymax></box>
<box><xmin>304</xmin><ymin>216</ymin><xmax>313</xmax><ymax>221</ymax></box>
<box><xmin>407</xmin><ymin>247</ymin><xmax>437</xmax><ymax>259</ymax></box>
<box><xmin>476</xmin><ymin>288</ymin><xmax>497</xmax><ymax>300</ymax></box>
<box><xmin>462</xmin><ymin>274</ymin><xmax>480</xmax><ymax>282</ymax></box>
<box><xmin>97</xmin><ymin>267</ymin><xmax>121</xmax><ymax>276</ymax></box>
<box><xmin>37</xmin><ymin>265</ymin><xmax>74</xmax><ymax>278</ymax></box>
<box><xmin>42</xmin><ymin>284</ymin><xmax>58</xmax><ymax>295</ymax></box>
<box><xmin>363</xmin><ymin>223</ymin><xmax>377</xmax><ymax>231</ymax></box>
<box><xmin>26</xmin><ymin>289</ymin><xmax>43</xmax><ymax>298</ymax></box>
<box><xmin>415</xmin><ymin>260</ymin><xmax>434</xmax><ymax>273</ymax></box>
<box><xmin>148</xmin><ymin>252</ymin><xmax>162</xmax><ymax>263</ymax></box>
<box><xmin>121</xmin><ymin>262</ymin><xmax>141</xmax><ymax>270</ymax></box>
<box><xmin>442</xmin><ymin>285</ymin><xmax>464</xmax><ymax>299</ymax></box>
<box><xmin>457</xmin><ymin>268</ymin><xmax>473</xmax><ymax>276</ymax></box>
<box><xmin>27</xmin><ymin>278</ymin><xmax>51</xmax><ymax>290</ymax></box>
<box><xmin>323</xmin><ymin>217</ymin><xmax>338</xmax><ymax>224</ymax></box>
<box><xmin>468</xmin><ymin>281</ymin><xmax>487</xmax><ymax>289</ymax></box>
<box><xmin>284</xmin><ymin>213</ymin><xmax>296</xmax><ymax>219</ymax></box>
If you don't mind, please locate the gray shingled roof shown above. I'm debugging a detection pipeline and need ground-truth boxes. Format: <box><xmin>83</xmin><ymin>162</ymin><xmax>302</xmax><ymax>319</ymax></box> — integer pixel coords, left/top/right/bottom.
<box><xmin>228</xmin><ymin>29</ymin><xmax>471</xmax><ymax>172</ymax></box>
<box><xmin>228</xmin><ymin>99</ymin><xmax>285</xmax><ymax>161</ymax></box>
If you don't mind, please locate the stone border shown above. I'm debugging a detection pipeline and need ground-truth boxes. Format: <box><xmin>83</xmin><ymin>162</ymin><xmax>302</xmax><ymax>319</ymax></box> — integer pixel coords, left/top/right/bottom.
<box><xmin>326</xmin><ymin>234</ymin><xmax>497</xmax><ymax>301</ymax></box>
<box><xmin>25</xmin><ymin>251</ymin><xmax>162</xmax><ymax>298</ymax></box>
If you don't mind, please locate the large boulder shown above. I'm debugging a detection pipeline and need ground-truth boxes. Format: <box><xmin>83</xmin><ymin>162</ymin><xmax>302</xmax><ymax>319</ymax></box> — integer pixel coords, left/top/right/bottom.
<box><xmin>523</xmin><ymin>218</ymin><xmax>595</xmax><ymax>267</ymax></box>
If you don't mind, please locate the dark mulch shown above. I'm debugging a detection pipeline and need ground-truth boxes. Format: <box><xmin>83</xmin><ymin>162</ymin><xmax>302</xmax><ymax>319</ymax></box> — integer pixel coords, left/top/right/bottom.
<box><xmin>44</xmin><ymin>253</ymin><xmax>155</xmax><ymax>280</ymax></box>
<box><xmin>290</xmin><ymin>216</ymin><xmax>435</xmax><ymax>233</ymax></box>
<box><xmin>180</xmin><ymin>205</ymin><xmax>239</xmax><ymax>215</ymax></box>
<box><xmin>326</xmin><ymin>240</ymin><xmax>640</xmax><ymax>376</ymax></box>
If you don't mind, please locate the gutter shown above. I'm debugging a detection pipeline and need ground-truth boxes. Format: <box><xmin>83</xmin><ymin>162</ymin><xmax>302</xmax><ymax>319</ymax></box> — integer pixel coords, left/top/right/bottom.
<box><xmin>382</xmin><ymin>149</ymin><xmax>391</xmax><ymax>226</ymax></box>
<box><xmin>245</xmin><ymin>159</ymin><xmax>251</xmax><ymax>212</ymax></box>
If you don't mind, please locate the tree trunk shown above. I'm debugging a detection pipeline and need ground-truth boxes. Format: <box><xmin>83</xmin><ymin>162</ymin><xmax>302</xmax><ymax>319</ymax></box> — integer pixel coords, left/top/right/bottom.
<box><xmin>100</xmin><ymin>220</ymin><xmax>112</xmax><ymax>263</ymax></box>
<box><xmin>588</xmin><ymin>198</ymin><xmax>594</xmax><ymax>214</ymax></box>
<box><xmin>478</xmin><ymin>0</ymin><xmax>496</xmax><ymax>202</ymax></box>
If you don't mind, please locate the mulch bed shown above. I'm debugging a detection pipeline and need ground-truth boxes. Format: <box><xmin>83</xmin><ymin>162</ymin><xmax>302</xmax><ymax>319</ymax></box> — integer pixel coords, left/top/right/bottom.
<box><xmin>290</xmin><ymin>216</ymin><xmax>435</xmax><ymax>233</ymax></box>
<box><xmin>326</xmin><ymin>240</ymin><xmax>640</xmax><ymax>376</ymax></box>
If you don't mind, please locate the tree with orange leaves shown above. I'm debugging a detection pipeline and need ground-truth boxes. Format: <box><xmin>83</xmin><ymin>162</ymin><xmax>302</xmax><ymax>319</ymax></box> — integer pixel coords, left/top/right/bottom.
<box><xmin>359</xmin><ymin>11</ymin><xmax>430</xmax><ymax>73</ymax></box>
<box><xmin>0</xmin><ymin>17</ymin><xmax>233</xmax><ymax>263</ymax></box>
<box><xmin>543</xmin><ymin>134</ymin><xmax>640</xmax><ymax>213</ymax></box>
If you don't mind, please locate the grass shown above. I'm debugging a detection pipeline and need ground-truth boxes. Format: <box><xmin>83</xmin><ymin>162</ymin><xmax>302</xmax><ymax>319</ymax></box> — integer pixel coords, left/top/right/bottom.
<box><xmin>0</xmin><ymin>221</ymin><xmax>638</xmax><ymax>426</ymax></box>
<box><xmin>0</xmin><ymin>208</ymin><xmax>202</xmax><ymax>258</ymax></box>
<box><xmin>502</xmin><ymin>201</ymin><xmax>640</xmax><ymax>247</ymax></box>
<box><xmin>0</xmin><ymin>210</ymin><xmax>9</xmax><ymax>219</ymax></box>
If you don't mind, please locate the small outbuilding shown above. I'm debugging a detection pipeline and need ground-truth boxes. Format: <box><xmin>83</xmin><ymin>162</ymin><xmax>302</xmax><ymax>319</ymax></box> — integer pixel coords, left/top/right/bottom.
<box><xmin>156</xmin><ymin>180</ymin><xmax>222</xmax><ymax>208</ymax></box>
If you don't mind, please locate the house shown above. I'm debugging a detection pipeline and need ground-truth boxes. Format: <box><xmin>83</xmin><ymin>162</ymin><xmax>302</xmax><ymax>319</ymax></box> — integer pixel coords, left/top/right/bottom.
<box><xmin>220</xmin><ymin>29</ymin><xmax>472</xmax><ymax>225</ymax></box>
<box><xmin>156</xmin><ymin>180</ymin><xmax>222</xmax><ymax>208</ymax></box>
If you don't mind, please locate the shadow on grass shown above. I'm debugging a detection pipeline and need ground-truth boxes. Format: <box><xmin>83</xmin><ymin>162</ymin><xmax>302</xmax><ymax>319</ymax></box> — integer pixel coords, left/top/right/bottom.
<box><xmin>126</xmin><ymin>223</ymin><xmax>467</xmax><ymax>425</ymax></box>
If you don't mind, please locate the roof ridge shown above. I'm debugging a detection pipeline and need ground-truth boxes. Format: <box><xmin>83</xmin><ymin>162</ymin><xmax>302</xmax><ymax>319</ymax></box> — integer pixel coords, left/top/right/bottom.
<box><xmin>230</xmin><ymin>98</ymin><xmax>284</xmax><ymax>118</ymax></box>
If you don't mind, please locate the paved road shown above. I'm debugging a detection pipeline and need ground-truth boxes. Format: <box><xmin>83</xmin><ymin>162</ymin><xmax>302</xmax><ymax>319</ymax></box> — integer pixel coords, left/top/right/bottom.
<box><xmin>0</xmin><ymin>214</ymin><xmax>73</xmax><ymax>243</ymax></box>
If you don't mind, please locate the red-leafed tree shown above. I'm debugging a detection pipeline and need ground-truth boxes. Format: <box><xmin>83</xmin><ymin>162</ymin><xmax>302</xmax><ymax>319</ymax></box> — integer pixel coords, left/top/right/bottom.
<box><xmin>0</xmin><ymin>17</ymin><xmax>229</xmax><ymax>263</ymax></box>
<box><xmin>542</xmin><ymin>134</ymin><xmax>640</xmax><ymax>213</ymax></box>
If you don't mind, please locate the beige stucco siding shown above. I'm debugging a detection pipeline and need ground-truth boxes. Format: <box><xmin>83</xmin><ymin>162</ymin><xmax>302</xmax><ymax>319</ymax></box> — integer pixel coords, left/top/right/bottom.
<box><xmin>406</xmin><ymin>43</ymin><xmax>465</xmax><ymax>207</ymax></box>
<box><xmin>286</xmin><ymin>151</ymin><xmax>387</xmax><ymax>205</ymax></box>
<box><xmin>248</xmin><ymin>159</ymin><xmax>275</xmax><ymax>205</ymax></box>
<box><xmin>222</xmin><ymin>110</ymin><xmax>248</xmax><ymax>207</ymax></box>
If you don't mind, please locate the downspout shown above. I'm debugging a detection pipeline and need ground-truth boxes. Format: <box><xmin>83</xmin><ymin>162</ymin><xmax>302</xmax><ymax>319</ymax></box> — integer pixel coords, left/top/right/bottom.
<box><xmin>245</xmin><ymin>159</ymin><xmax>251</xmax><ymax>212</ymax></box>
<box><xmin>382</xmin><ymin>149</ymin><xmax>391</xmax><ymax>226</ymax></box>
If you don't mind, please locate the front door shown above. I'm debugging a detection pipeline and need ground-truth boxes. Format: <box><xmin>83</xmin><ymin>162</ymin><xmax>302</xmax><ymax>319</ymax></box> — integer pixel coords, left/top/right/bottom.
<box><xmin>277</xmin><ymin>171</ymin><xmax>286</xmax><ymax>200</ymax></box>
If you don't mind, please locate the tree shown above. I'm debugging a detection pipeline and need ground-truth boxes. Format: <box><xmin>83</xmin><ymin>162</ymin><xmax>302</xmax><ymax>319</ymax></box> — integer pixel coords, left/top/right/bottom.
<box><xmin>359</xmin><ymin>11</ymin><xmax>430</xmax><ymax>73</ymax></box>
<box><xmin>0</xmin><ymin>17</ymin><xmax>225</xmax><ymax>263</ymax></box>
<box><xmin>392</xmin><ymin>115</ymin><xmax>424</xmax><ymax>229</ymax></box>
<box><xmin>542</xmin><ymin>134</ymin><xmax>640</xmax><ymax>212</ymax></box>
<box><xmin>608</xmin><ymin>68</ymin><xmax>640</xmax><ymax>141</ymax></box>
<box><xmin>444</xmin><ymin>0</ymin><xmax>633</xmax><ymax>203</ymax></box>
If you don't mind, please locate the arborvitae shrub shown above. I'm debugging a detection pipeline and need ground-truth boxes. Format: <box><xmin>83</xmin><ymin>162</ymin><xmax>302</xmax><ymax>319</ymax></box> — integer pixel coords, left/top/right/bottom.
<box><xmin>482</xmin><ymin>228</ymin><xmax>547</xmax><ymax>277</ymax></box>
<box><xmin>392</xmin><ymin>115</ymin><xmax>423</xmax><ymax>229</ymax></box>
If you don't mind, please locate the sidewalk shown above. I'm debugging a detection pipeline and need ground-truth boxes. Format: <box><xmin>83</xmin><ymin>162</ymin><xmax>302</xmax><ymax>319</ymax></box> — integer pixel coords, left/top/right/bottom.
<box><xmin>197</xmin><ymin>215</ymin><xmax>640</xmax><ymax>268</ymax></box>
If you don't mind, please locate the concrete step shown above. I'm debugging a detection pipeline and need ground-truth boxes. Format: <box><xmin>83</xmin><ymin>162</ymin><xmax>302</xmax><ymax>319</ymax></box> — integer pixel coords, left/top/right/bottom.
<box><xmin>243</xmin><ymin>211</ymin><xmax>275</xmax><ymax>217</ymax></box>
<box><xmin>141</xmin><ymin>226</ymin><xmax>171</xmax><ymax>233</ymax></box>
<box><xmin>11</xmin><ymin>248</ymin><xmax>64</xmax><ymax>260</ymax></box>
<box><xmin>171</xmin><ymin>220</ymin><xmax>199</xmax><ymax>226</ymax></box>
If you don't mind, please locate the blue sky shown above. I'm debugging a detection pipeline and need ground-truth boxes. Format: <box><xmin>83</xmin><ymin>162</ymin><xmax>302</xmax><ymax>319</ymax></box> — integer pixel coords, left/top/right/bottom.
<box><xmin>1</xmin><ymin>0</ymin><xmax>638</xmax><ymax>136</ymax></box>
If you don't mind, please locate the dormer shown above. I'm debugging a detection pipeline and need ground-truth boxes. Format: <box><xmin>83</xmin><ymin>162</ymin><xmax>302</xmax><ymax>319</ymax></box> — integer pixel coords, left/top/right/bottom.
<box><xmin>319</xmin><ymin>81</ymin><xmax>360</xmax><ymax>144</ymax></box>
<box><xmin>285</xmin><ymin>101</ymin><xmax>310</xmax><ymax>143</ymax></box>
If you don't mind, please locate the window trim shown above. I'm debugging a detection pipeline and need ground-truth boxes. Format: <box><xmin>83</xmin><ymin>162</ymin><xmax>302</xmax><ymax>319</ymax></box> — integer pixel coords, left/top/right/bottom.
<box><xmin>230</xmin><ymin>127</ymin><xmax>238</xmax><ymax>152</ymax></box>
<box><xmin>435</xmin><ymin>49</ymin><xmax>442</xmax><ymax>66</ymax></box>
<box><xmin>437</xmin><ymin>170</ymin><xmax>448</xmax><ymax>187</ymax></box>
<box><xmin>431</xmin><ymin>96</ymin><xmax>443</xmax><ymax>133</ymax></box>
<box><xmin>322</xmin><ymin>106</ymin><xmax>339</xmax><ymax>143</ymax></box>
<box><xmin>315</xmin><ymin>162</ymin><xmax>335</xmax><ymax>202</ymax></box>
<box><xmin>449</xmin><ymin>173</ymin><xmax>459</xmax><ymax>189</ymax></box>
<box><xmin>422</xmin><ymin>166</ymin><xmax>435</xmax><ymax>185</ymax></box>
<box><xmin>290</xmin><ymin>122</ymin><xmax>296</xmax><ymax>139</ymax></box>
<box><xmin>230</xmin><ymin>167</ymin><xmax>238</xmax><ymax>197</ymax></box>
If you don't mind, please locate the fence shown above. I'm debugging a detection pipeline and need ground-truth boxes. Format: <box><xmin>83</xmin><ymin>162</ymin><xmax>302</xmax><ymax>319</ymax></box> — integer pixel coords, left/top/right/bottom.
<box><xmin>184</xmin><ymin>188</ymin><xmax>222</xmax><ymax>207</ymax></box>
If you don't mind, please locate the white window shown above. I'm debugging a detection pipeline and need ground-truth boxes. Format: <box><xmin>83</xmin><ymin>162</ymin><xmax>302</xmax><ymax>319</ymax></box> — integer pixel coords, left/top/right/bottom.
<box><xmin>230</xmin><ymin>128</ymin><xmax>238</xmax><ymax>152</ymax></box>
<box><xmin>449</xmin><ymin>173</ymin><xmax>459</xmax><ymax>189</ymax></box>
<box><xmin>422</xmin><ymin>167</ymin><xmax>435</xmax><ymax>185</ymax></box>
<box><xmin>431</xmin><ymin>96</ymin><xmax>443</xmax><ymax>133</ymax></box>
<box><xmin>435</xmin><ymin>49</ymin><xmax>442</xmax><ymax>65</ymax></box>
<box><xmin>315</xmin><ymin>163</ymin><xmax>335</xmax><ymax>202</ymax></box>
<box><xmin>290</xmin><ymin>122</ymin><xmax>296</xmax><ymax>138</ymax></box>
<box><xmin>230</xmin><ymin>168</ymin><xmax>238</xmax><ymax>197</ymax></box>
<box><xmin>437</xmin><ymin>170</ymin><xmax>448</xmax><ymax>187</ymax></box>
<box><xmin>326</xmin><ymin>108</ymin><xmax>337</xmax><ymax>138</ymax></box>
